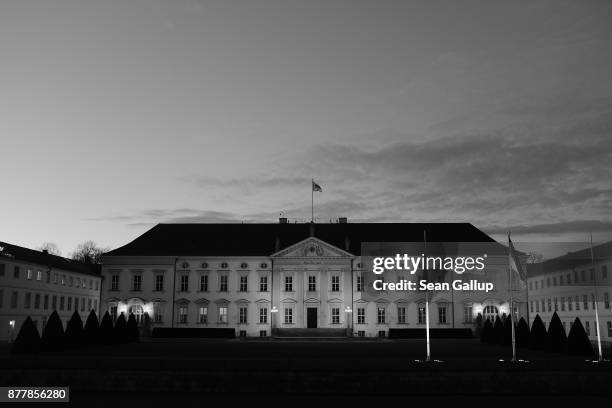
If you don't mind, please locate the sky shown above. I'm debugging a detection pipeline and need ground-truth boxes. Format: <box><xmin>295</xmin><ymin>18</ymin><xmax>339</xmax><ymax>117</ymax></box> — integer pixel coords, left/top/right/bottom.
<box><xmin>1</xmin><ymin>0</ymin><xmax>611</xmax><ymax>258</ymax></box>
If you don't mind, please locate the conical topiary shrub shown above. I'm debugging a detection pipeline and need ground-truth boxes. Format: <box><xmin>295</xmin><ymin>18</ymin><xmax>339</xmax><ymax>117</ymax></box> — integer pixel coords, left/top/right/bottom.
<box><xmin>65</xmin><ymin>311</ymin><xmax>84</xmax><ymax>349</ymax></box>
<box><xmin>500</xmin><ymin>315</ymin><xmax>513</xmax><ymax>346</ymax></box>
<box><xmin>567</xmin><ymin>317</ymin><xmax>594</xmax><ymax>357</ymax></box>
<box><xmin>546</xmin><ymin>312</ymin><xmax>567</xmax><ymax>353</ymax></box>
<box><xmin>516</xmin><ymin>317</ymin><xmax>530</xmax><ymax>348</ymax></box>
<box><xmin>480</xmin><ymin>319</ymin><xmax>493</xmax><ymax>344</ymax></box>
<box><xmin>42</xmin><ymin>311</ymin><xmax>64</xmax><ymax>352</ymax></box>
<box><xmin>141</xmin><ymin>312</ymin><xmax>152</xmax><ymax>338</ymax></box>
<box><xmin>11</xmin><ymin>317</ymin><xmax>41</xmax><ymax>354</ymax></box>
<box><xmin>492</xmin><ymin>316</ymin><xmax>503</xmax><ymax>345</ymax></box>
<box><xmin>83</xmin><ymin>310</ymin><xmax>100</xmax><ymax>346</ymax></box>
<box><xmin>99</xmin><ymin>311</ymin><xmax>114</xmax><ymax>345</ymax></box>
<box><xmin>529</xmin><ymin>314</ymin><xmax>547</xmax><ymax>350</ymax></box>
<box><xmin>474</xmin><ymin>313</ymin><xmax>483</xmax><ymax>338</ymax></box>
<box><xmin>126</xmin><ymin>313</ymin><xmax>139</xmax><ymax>343</ymax></box>
<box><xmin>114</xmin><ymin>313</ymin><xmax>128</xmax><ymax>344</ymax></box>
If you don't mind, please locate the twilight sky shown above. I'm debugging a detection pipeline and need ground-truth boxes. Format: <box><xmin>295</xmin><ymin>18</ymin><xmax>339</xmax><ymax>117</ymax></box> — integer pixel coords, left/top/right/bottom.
<box><xmin>1</xmin><ymin>0</ymin><xmax>611</xmax><ymax>257</ymax></box>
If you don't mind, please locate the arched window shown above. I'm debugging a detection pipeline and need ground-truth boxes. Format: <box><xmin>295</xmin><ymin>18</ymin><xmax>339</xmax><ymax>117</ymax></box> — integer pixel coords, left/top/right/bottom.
<box><xmin>483</xmin><ymin>305</ymin><xmax>499</xmax><ymax>322</ymax></box>
<box><xmin>129</xmin><ymin>305</ymin><xmax>144</xmax><ymax>324</ymax></box>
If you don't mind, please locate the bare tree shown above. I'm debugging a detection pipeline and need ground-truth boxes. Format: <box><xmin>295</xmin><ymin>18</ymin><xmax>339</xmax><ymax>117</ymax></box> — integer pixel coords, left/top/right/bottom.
<box><xmin>70</xmin><ymin>241</ymin><xmax>109</xmax><ymax>264</ymax></box>
<box><xmin>37</xmin><ymin>242</ymin><xmax>62</xmax><ymax>256</ymax></box>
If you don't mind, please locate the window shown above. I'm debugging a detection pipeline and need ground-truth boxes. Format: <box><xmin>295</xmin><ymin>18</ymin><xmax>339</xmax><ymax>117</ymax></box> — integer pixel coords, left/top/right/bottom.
<box><xmin>26</xmin><ymin>269</ymin><xmax>32</xmax><ymax>280</ymax></box>
<box><xmin>260</xmin><ymin>330</ymin><xmax>267</xmax><ymax>337</ymax></box>
<box><xmin>14</xmin><ymin>266</ymin><xmax>20</xmax><ymax>279</ymax></box>
<box><xmin>560</xmin><ymin>297</ymin><xmax>565</xmax><ymax>311</ymax></box>
<box><xmin>61</xmin><ymin>275</ymin><xmax>66</xmax><ymax>285</ymax></box>
<box><xmin>438</xmin><ymin>305</ymin><xmax>447</xmax><ymax>324</ymax></box>
<box><xmin>218</xmin><ymin>306</ymin><xmax>228</xmax><ymax>323</ymax></box>
<box><xmin>284</xmin><ymin>307</ymin><xmax>293</xmax><ymax>324</ymax></box>
<box><xmin>483</xmin><ymin>305</ymin><xmax>498</xmax><ymax>322</ymax></box>
<box><xmin>59</xmin><ymin>296</ymin><xmax>65</xmax><ymax>311</ymax></box>
<box><xmin>133</xmin><ymin>275</ymin><xmax>142</xmax><ymax>291</ymax></box>
<box><xmin>69</xmin><ymin>276</ymin><xmax>73</xmax><ymax>286</ymax></box>
<box><xmin>259</xmin><ymin>276</ymin><xmax>268</xmax><ymax>292</ymax></box>
<box><xmin>239</xmin><ymin>330</ymin><xmax>247</xmax><ymax>337</ymax></box>
<box><xmin>43</xmin><ymin>295</ymin><xmax>48</xmax><ymax>310</ymax></box>
<box><xmin>81</xmin><ymin>297</ymin><xmax>85</xmax><ymax>311</ymax></box>
<box><xmin>559</xmin><ymin>275</ymin><xmax>564</xmax><ymax>286</ymax></box>
<box><xmin>331</xmin><ymin>276</ymin><xmax>340</xmax><ymax>292</ymax></box>
<box><xmin>179</xmin><ymin>306</ymin><xmax>188</xmax><ymax>324</ymax></box>
<box><xmin>398</xmin><ymin>307</ymin><xmax>406</xmax><ymax>324</ymax></box>
<box><xmin>111</xmin><ymin>275</ymin><xmax>119</xmax><ymax>291</ymax></box>
<box><xmin>11</xmin><ymin>291</ymin><xmax>18</xmax><ymax>308</ymax></box>
<box><xmin>95</xmin><ymin>281</ymin><xmax>99</xmax><ymax>290</ymax></box>
<box><xmin>199</xmin><ymin>307</ymin><xmax>208</xmax><ymax>323</ymax></box>
<box><xmin>67</xmin><ymin>296</ymin><xmax>72</xmax><ymax>311</ymax></box>
<box><xmin>547</xmin><ymin>298</ymin><xmax>552</xmax><ymax>312</ymax></box>
<box><xmin>153</xmin><ymin>303</ymin><xmax>163</xmax><ymax>323</ymax></box>
<box><xmin>590</xmin><ymin>269</ymin><xmax>594</xmax><ymax>281</ymax></box>
<box><xmin>568</xmin><ymin>299</ymin><xmax>573</xmax><ymax>311</ymax></box>
<box><xmin>603</xmin><ymin>265</ymin><xmax>608</xmax><ymax>279</ymax></box>
<box><xmin>74</xmin><ymin>297</ymin><xmax>79</xmax><ymax>311</ymax></box>
<box><xmin>284</xmin><ymin>276</ymin><xmax>293</xmax><ymax>292</ymax></box>
<box><xmin>76</xmin><ymin>277</ymin><xmax>81</xmax><ymax>287</ymax></box>
<box><xmin>219</xmin><ymin>275</ymin><xmax>228</xmax><ymax>292</ymax></box>
<box><xmin>529</xmin><ymin>282</ymin><xmax>533</xmax><ymax>291</ymax></box>
<box><xmin>605</xmin><ymin>292</ymin><xmax>610</xmax><ymax>309</ymax></box>
<box><xmin>51</xmin><ymin>295</ymin><xmax>57</xmax><ymax>310</ymax></box>
<box><xmin>607</xmin><ymin>321</ymin><xmax>612</xmax><ymax>337</ymax></box>
<box><xmin>36</xmin><ymin>270</ymin><xmax>42</xmax><ymax>281</ymax></box>
<box><xmin>110</xmin><ymin>305</ymin><xmax>117</xmax><ymax>321</ymax></box>
<box><xmin>534</xmin><ymin>281</ymin><xmax>538</xmax><ymax>290</ymax></box>
<box><xmin>378</xmin><ymin>330</ymin><xmax>386</xmax><ymax>338</ymax></box>
<box><xmin>308</xmin><ymin>276</ymin><xmax>316</xmax><ymax>292</ymax></box>
<box><xmin>418</xmin><ymin>306</ymin><xmax>426</xmax><ymax>324</ymax></box>
<box><xmin>554</xmin><ymin>297</ymin><xmax>558</xmax><ymax>311</ymax></box>
<box><xmin>357</xmin><ymin>308</ymin><xmax>365</xmax><ymax>324</ymax></box>
<box><xmin>180</xmin><ymin>275</ymin><xmax>189</xmax><ymax>292</ymax></box>
<box><xmin>536</xmin><ymin>300</ymin><xmax>540</xmax><ymax>313</ymax></box>
<box><xmin>24</xmin><ymin>292</ymin><xmax>31</xmax><ymax>309</ymax></box>
<box><xmin>553</xmin><ymin>277</ymin><xmax>557</xmax><ymax>286</ymax></box>
<box><xmin>530</xmin><ymin>301</ymin><xmax>534</xmax><ymax>313</ymax></box>
<box><xmin>358</xmin><ymin>330</ymin><xmax>365</xmax><ymax>337</ymax></box>
<box><xmin>575</xmin><ymin>296</ymin><xmax>580</xmax><ymax>311</ymax></box>
<box><xmin>239</xmin><ymin>306</ymin><xmax>248</xmax><ymax>323</ymax></box>
<box><xmin>0</xmin><ymin>263</ymin><xmax>4</xmax><ymax>276</ymax></box>
<box><xmin>581</xmin><ymin>270</ymin><xmax>586</xmax><ymax>282</ymax></box>
<box><xmin>199</xmin><ymin>275</ymin><xmax>208</xmax><ymax>292</ymax></box>
<box><xmin>464</xmin><ymin>306</ymin><xmax>473</xmax><ymax>323</ymax></box>
<box><xmin>331</xmin><ymin>307</ymin><xmax>340</xmax><ymax>324</ymax></box>
<box><xmin>356</xmin><ymin>275</ymin><xmax>363</xmax><ymax>292</ymax></box>
<box><xmin>259</xmin><ymin>308</ymin><xmax>268</xmax><ymax>324</ymax></box>
<box><xmin>155</xmin><ymin>275</ymin><xmax>164</xmax><ymax>291</ymax></box>
<box><xmin>585</xmin><ymin>321</ymin><xmax>590</xmax><ymax>336</ymax></box>
<box><xmin>567</xmin><ymin>274</ymin><xmax>571</xmax><ymax>285</ymax></box>
<box><xmin>377</xmin><ymin>307</ymin><xmax>386</xmax><ymax>324</ymax></box>
<box><xmin>583</xmin><ymin>295</ymin><xmax>589</xmax><ymax>310</ymax></box>
<box><xmin>88</xmin><ymin>298</ymin><xmax>92</xmax><ymax>311</ymax></box>
<box><xmin>239</xmin><ymin>276</ymin><xmax>248</xmax><ymax>292</ymax></box>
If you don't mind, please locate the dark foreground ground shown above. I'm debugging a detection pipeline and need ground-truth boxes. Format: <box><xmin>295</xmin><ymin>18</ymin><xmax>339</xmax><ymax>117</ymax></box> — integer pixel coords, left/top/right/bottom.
<box><xmin>1</xmin><ymin>338</ymin><xmax>611</xmax><ymax>402</ymax></box>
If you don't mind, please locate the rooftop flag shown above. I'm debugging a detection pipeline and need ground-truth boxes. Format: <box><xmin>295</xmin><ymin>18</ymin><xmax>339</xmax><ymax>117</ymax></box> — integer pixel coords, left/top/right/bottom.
<box><xmin>312</xmin><ymin>180</ymin><xmax>322</xmax><ymax>192</ymax></box>
<box><xmin>508</xmin><ymin>234</ymin><xmax>527</xmax><ymax>286</ymax></box>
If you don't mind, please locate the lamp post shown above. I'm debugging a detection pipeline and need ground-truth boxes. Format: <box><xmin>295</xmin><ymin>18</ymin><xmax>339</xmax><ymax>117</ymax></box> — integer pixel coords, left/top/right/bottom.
<box><xmin>345</xmin><ymin>306</ymin><xmax>353</xmax><ymax>337</ymax></box>
<box><xmin>271</xmin><ymin>306</ymin><xmax>279</xmax><ymax>337</ymax></box>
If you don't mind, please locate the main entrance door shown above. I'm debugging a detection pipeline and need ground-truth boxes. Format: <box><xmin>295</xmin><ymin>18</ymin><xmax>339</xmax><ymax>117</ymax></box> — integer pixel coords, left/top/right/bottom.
<box><xmin>307</xmin><ymin>308</ymin><xmax>317</xmax><ymax>328</ymax></box>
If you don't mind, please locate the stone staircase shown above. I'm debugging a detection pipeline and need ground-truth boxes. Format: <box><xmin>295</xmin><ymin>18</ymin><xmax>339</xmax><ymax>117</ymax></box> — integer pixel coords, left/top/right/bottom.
<box><xmin>274</xmin><ymin>328</ymin><xmax>348</xmax><ymax>338</ymax></box>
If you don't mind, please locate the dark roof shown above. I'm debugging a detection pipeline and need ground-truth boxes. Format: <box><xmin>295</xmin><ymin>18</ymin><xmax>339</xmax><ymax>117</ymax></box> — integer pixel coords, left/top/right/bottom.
<box><xmin>0</xmin><ymin>241</ymin><xmax>101</xmax><ymax>276</ymax></box>
<box><xmin>104</xmin><ymin>222</ymin><xmax>498</xmax><ymax>257</ymax></box>
<box><xmin>527</xmin><ymin>241</ymin><xmax>612</xmax><ymax>277</ymax></box>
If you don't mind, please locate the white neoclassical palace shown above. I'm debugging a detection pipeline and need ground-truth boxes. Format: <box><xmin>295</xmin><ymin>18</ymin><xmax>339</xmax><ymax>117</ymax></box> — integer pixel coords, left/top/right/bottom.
<box><xmin>100</xmin><ymin>220</ymin><xmax>527</xmax><ymax>337</ymax></box>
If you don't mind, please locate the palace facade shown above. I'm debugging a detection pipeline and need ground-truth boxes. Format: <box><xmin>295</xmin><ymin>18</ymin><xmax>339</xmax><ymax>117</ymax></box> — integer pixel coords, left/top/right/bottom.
<box><xmin>100</xmin><ymin>220</ymin><xmax>527</xmax><ymax>337</ymax></box>
<box><xmin>527</xmin><ymin>242</ymin><xmax>612</xmax><ymax>345</ymax></box>
<box><xmin>0</xmin><ymin>242</ymin><xmax>101</xmax><ymax>342</ymax></box>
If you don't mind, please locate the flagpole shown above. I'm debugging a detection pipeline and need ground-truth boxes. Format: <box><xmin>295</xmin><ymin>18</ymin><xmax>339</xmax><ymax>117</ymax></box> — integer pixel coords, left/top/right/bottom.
<box><xmin>424</xmin><ymin>229</ymin><xmax>431</xmax><ymax>362</ymax></box>
<box><xmin>311</xmin><ymin>179</ymin><xmax>314</xmax><ymax>223</ymax></box>
<box><xmin>508</xmin><ymin>233</ymin><xmax>517</xmax><ymax>362</ymax></box>
<box><xmin>590</xmin><ymin>232</ymin><xmax>603</xmax><ymax>361</ymax></box>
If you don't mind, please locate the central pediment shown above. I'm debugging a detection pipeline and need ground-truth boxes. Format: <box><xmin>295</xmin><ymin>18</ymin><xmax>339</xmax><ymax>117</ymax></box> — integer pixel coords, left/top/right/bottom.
<box><xmin>271</xmin><ymin>237</ymin><xmax>353</xmax><ymax>258</ymax></box>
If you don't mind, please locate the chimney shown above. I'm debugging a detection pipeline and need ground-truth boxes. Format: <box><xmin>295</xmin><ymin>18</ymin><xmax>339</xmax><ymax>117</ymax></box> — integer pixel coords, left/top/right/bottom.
<box><xmin>338</xmin><ymin>217</ymin><xmax>348</xmax><ymax>224</ymax></box>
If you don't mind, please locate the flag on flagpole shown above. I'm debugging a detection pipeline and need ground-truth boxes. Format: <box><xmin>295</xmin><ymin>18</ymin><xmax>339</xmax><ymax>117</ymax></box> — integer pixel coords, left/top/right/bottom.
<box><xmin>508</xmin><ymin>234</ymin><xmax>527</xmax><ymax>288</ymax></box>
<box><xmin>312</xmin><ymin>180</ymin><xmax>322</xmax><ymax>192</ymax></box>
